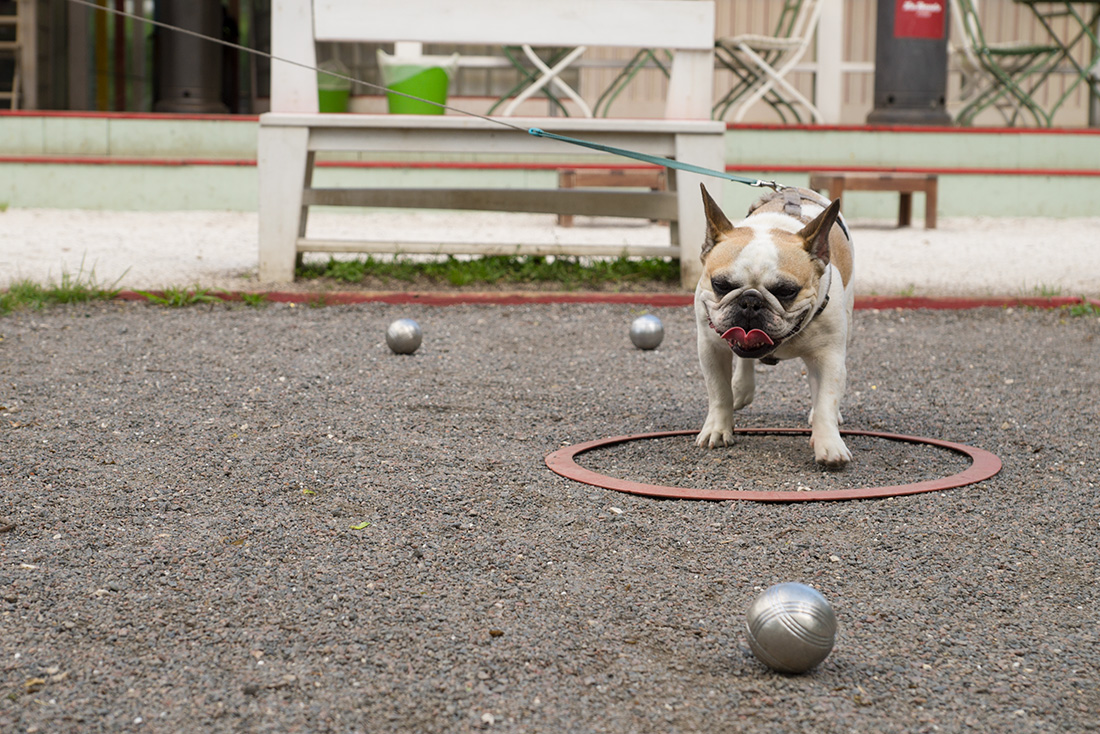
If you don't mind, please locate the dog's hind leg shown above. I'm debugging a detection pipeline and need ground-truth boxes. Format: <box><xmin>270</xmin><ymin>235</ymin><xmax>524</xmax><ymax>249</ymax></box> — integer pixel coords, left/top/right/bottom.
<box><xmin>731</xmin><ymin>357</ymin><xmax>756</xmax><ymax>411</ymax></box>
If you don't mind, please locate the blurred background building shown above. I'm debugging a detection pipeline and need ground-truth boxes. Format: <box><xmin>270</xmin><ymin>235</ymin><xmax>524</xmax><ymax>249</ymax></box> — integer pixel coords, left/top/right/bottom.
<box><xmin>2</xmin><ymin>0</ymin><xmax>1096</xmax><ymax>126</ymax></box>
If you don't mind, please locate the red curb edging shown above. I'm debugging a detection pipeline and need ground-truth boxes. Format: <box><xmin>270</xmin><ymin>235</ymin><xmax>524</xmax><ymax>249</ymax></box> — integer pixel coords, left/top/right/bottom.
<box><xmin>114</xmin><ymin>290</ymin><xmax>1099</xmax><ymax>310</ymax></box>
<box><xmin>545</xmin><ymin>428</ymin><xmax>1003</xmax><ymax>503</ymax></box>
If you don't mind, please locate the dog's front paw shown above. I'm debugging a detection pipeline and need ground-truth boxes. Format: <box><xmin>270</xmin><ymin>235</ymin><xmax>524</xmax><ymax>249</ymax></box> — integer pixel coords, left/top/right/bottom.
<box><xmin>696</xmin><ymin>413</ymin><xmax>735</xmax><ymax>448</ymax></box>
<box><xmin>810</xmin><ymin>432</ymin><xmax>852</xmax><ymax>469</ymax></box>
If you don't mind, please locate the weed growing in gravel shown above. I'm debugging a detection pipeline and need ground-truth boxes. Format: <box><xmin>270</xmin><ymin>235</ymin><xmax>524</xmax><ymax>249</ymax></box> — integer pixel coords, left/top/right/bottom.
<box><xmin>296</xmin><ymin>254</ymin><xmax>680</xmax><ymax>290</ymax></box>
<box><xmin>1</xmin><ymin>265</ymin><xmax>122</xmax><ymax>315</ymax></box>
<box><xmin>239</xmin><ymin>292</ymin><xmax>269</xmax><ymax>308</ymax></box>
<box><xmin>1032</xmin><ymin>283</ymin><xmax>1064</xmax><ymax>297</ymax></box>
<box><xmin>138</xmin><ymin>287</ymin><xmax>223</xmax><ymax>307</ymax></box>
<box><xmin>1066</xmin><ymin>300</ymin><xmax>1100</xmax><ymax>317</ymax></box>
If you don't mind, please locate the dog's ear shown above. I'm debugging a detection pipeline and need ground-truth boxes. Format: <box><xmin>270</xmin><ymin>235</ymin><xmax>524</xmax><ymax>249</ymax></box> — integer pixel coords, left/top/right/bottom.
<box><xmin>798</xmin><ymin>199</ymin><xmax>841</xmax><ymax>265</ymax></box>
<box><xmin>700</xmin><ymin>184</ymin><xmax>733</xmax><ymax>262</ymax></box>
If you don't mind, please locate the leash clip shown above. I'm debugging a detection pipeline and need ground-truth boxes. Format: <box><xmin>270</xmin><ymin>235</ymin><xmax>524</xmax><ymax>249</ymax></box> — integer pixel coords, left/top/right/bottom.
<box><xmin>751</xmin><ymin>179</ymin><xmax>782</xmax><ymax>191</ymax></box>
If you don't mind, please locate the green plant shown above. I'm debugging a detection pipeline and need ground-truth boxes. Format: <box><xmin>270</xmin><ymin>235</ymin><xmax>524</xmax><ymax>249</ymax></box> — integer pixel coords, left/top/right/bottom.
<box><xmin>1</xmin><ymin>262</ymin><xmax>123</xmax><ymax>315</ymax></box>
<box><xmin>296</xmin><ymin>253</ymin><xmax>680</xmax><ymax>290</ymax></box>
<box><xmin>240</xmin><ymin>292</ymin><xmax>269</xmax><ymax>308</ymax></box>
<box><xmin>138</xmin><ymin>286</ymin><xmax>222</xmax><ymax>307</ymax></box>
<box><xmin>1066</xmin><ymin>299</ymin><xmax>1100</xmax><ymax>317</ymax></box>
<box><xmin>1032</xmin><ymin>283</ymin><xmax>1063</xmax><ymax>298</ymax></box>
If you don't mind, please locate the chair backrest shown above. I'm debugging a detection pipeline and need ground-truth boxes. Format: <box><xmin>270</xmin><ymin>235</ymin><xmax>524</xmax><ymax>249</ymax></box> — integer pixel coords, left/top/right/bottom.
<box><xmin>270</xmin><ymin>0</ymin><xmax>716</xmax><ymax>119</ymax></box>
<box><xmin>951</xmin><ymin>0</ymin><xmax>988</xmax><ymax>51</ymax></box>
<box><xmin>775</xmin><ymin>0</ymin><xmax>820</xmax><ymax>41</ymax></box>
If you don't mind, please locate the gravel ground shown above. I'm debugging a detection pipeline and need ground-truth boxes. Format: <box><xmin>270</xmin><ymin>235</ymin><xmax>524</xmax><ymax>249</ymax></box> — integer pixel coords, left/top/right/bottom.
<box><xmin>1</xmin><ymin>300</ymin><xmax>1098</xmax><ymax>733</ymax></box>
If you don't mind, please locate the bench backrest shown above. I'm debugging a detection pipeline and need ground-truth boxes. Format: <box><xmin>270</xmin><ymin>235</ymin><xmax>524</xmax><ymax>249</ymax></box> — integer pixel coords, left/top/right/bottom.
<box><xmin>271</xmin><ymin>0</ymin><xmax>716</xmax><ymax>119</ymax></box>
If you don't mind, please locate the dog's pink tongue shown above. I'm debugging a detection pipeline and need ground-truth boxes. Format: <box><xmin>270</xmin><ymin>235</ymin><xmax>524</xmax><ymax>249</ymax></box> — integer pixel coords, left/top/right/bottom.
<box><xmin>721</xmin><ymin>327</ymin><xmax>774</xmax><ymax>350</ymax></box>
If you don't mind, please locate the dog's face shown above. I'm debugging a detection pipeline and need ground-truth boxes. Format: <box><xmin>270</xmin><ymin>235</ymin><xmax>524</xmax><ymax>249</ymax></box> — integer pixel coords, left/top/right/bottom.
<box><xmin>696</xmin><ymin>186</ymin><xmax>841</xmax><ymax>359</ymax></box>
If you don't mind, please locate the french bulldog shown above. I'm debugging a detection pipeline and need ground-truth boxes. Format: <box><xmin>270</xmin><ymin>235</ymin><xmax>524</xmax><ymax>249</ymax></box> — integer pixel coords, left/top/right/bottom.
<box><xmin>694</xmin><ymin>185</ymin><xmax>855</xmax><ymax>468</ymax></box>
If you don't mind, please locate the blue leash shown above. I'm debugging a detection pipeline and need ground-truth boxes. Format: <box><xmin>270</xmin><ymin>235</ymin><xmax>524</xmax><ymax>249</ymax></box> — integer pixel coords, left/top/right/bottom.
<box><xmin>528</xmin><ymin>128</ymin><xmax>780</xmax><ymax>190</ymax></box>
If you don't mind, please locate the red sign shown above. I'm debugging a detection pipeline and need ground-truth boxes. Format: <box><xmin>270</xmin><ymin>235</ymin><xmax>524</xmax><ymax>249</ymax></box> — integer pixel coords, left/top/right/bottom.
<box><xmin>894</xmin><ymin>0</ymin><xmax>946</xmax><ymax>39</ymax></box>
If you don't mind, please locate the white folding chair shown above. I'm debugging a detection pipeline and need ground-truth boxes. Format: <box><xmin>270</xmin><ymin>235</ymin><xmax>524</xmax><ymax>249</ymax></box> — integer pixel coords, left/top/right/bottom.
<box><xmin>713</xmin><ymin>0</ymin><xmax>823</xmax><ymax>123</ymax></box>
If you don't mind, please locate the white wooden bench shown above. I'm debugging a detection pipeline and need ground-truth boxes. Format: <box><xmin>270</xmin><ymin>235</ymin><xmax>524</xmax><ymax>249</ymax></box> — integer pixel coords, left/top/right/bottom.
<box><xmin>258</xmin><ymin>0</ymin><xmax>723</xmax><ymax>289</ymax></box>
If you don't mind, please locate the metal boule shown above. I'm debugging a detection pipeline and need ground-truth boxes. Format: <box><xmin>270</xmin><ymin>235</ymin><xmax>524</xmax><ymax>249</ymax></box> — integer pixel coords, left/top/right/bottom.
<box><xmin>386</xmin><ymin>318</ymin><xmax>422</xmax><ymax>354</ymax></box>
<box><xmin>745</xmin><ymin>582</ymin><xmax>837</xmax><ymax>674</ymax></box>
<box><xmin>629</xmin><ymin>314</ymin><xmax>664</xmax><ymax>350</ymax></box>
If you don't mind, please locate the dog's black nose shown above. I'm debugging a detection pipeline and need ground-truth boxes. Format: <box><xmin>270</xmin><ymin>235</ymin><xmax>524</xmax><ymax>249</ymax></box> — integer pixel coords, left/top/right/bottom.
<box><xmin>738</xmin><ymin>290</ymin><xmax>766</xmax><ymax>312</ymax></box>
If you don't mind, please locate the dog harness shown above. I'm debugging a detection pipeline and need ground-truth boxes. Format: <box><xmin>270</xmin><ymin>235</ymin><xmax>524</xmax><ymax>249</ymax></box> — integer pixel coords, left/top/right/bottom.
<box><xmin>754</xmin><ymin>186</ymin><xmax>852</xmax><ymax>242</ymax></box>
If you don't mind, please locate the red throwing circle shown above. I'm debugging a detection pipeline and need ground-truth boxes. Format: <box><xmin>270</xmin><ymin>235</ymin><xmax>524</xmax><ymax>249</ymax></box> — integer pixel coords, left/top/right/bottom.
<box><xmin>545</xmin><ymin>429</ymin><xmax>1002</xmax><ymax>502</ymax></box>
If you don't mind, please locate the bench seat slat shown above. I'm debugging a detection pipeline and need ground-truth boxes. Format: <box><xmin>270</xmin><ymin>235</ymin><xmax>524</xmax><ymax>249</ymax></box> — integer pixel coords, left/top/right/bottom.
<box><xmin>301</xmin><ymin>127</ymin><xmax>718</xmax><ymax>158</ymax></box>
<box><xmin>303</xmin><ymin>188</ymin><xmax>679</xmax><ymax>219</ymax></box>
<box><xmin>261</xmin><ymin>114</ymin><xmax>726</xmax><ymax>135</ymax></box>
<box><xmin>297</xmin><ymin>239</ymin><xmax>679</xmax><ymax>259</ymax></box>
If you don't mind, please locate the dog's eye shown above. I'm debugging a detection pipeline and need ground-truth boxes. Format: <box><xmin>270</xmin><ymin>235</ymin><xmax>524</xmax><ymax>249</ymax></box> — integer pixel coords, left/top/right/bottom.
<box><xmin>771</xmin><ymin>281</ymin><xmax>802</xmax><ymax>302</ymax></box>
<box><xmin>711</xmin><ymin>277</ymin><xmax>739</xmax><ymax>298</ymax></box>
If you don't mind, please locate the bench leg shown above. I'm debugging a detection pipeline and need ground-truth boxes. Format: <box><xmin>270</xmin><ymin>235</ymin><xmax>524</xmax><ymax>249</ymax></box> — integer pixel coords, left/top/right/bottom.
<box><xmin>297</xmin><ymin>150</ymin><xmax>317</xmax><ymax>271</ymax></box>
<box><xmin>824</xmin><ymin>180</ymin><xmax>844</xmax><ymax>211</ymax></box>
<box><xmin>557</xmin><ymin>170</ymin><xmax>576</xmax><ymax>228</ymax></box>
<box><xmin>258</xmin><ymin>125</ymin><xmax>310</xmax><ymax>283</ymax></box>
<box><xmin>898</xmin><ymin>192</ymin><xmax>912</xmax><ymax>228</ymax></box>
<box><xmin>924</xmin><ymin>185</ymin><xmax>937</xmax><ymax>229</ymax></box>
<box><xmin>673</xmin><ymin>132</ymin><xmax>726</xmax><ymax>290</ymax></box>
<box><xmin>653</xmin><ymin>172</ymin><xmax>670</xmax><ymax>226</ymax></box>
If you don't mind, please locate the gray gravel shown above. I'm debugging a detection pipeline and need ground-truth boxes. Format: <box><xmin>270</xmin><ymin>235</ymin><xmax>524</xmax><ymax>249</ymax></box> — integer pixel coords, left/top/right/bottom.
<box><xmin>1</xmin><ymin>301</ymin><xmax>1098</xmax><ymax>733</ymax></box>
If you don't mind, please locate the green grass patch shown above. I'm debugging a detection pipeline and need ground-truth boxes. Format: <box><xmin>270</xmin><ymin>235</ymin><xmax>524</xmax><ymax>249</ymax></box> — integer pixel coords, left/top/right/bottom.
<box><xmin>1</xmin><ymin>266</ymin><xmax>123</xmax><ymax>315</ymax></box>
<box><xmin>296</xmin><ymin>254</ymin><xmax>680</xmax><ymax>290</ymax></box>
<box><xmin>137</xmin><ymin>286</ymin><xmax>223</xmax><ymax>307</ymax></box>
<box><xmin>239</xmin><ymin>292</ymin><xmax>269</xmax><ymax>308</ymax></box>
<box><xmin>1066</xmin><ymin>300</ymin><xmax>1100</xmax><ymax>317</ymax></box>
<box><xmin>1031</xmin><ymin>283</ymin><xmax>1064</xmax><ymax>298</ymax></box>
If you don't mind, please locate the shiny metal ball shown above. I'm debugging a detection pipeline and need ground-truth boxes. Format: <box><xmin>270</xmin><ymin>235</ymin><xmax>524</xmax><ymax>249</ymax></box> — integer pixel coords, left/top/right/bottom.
<box><xmin>385</xmin><ymin>318</ymin><xmax>422</xmax><ymax>354</ymax></box>
<box><xmin>745</xmin><ymin>582</ymin><xmax>837</xmax><ymax>674</ymax></box>
<box><xmin>629</xmin><ymin>314</ymin><xmax>664</xmax><ymax>350</ymax></box>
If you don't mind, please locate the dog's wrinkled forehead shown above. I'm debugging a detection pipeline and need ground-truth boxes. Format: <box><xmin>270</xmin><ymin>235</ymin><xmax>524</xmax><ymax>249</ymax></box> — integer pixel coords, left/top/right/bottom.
<box><xmin>702</xmin><ymin>228</ymin><xmax>754</xmax><ymax>274</ymax></box>
<box><xmin>704</xmin><ymin>221</ymin><xmax>817</xmax><ymax>287</ymax></box>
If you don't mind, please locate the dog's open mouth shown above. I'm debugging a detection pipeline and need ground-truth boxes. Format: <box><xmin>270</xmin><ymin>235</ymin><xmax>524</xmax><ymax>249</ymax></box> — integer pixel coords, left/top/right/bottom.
<box><xmin>719</xmin><ymin>326</ymin><xmax>776</xmax><ymax>357</ymax></box>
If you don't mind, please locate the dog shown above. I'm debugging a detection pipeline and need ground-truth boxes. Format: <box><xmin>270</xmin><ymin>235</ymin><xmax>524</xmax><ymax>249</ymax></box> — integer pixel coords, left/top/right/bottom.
<box><xmin>693</xmin><ymin>184</ymin><xmax>855</xmax><ymax>468</ymax></box>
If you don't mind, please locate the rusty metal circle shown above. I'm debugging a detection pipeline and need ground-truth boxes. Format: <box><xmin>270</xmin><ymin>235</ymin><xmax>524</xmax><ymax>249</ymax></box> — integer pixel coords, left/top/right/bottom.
<box><xmin>545</xmin><ymin>429</ymin><xmax>1002</xmax><ymax>502</ymax></box>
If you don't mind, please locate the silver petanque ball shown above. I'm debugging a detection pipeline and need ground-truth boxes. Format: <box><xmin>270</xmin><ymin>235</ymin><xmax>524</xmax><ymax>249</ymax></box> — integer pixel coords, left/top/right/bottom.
<box><xmin>745</xmin><ymin>582</ymin><xmax>837</xmax><ymax>674</ymax></box>
<box><xmin>385</xmin><ymin>318</ymin><xmax>422</xmax><ymax>355</ymax></box>
<box><xmin>629</xmin><ymin>314</ymin><xmax>664</xmax><ymax>350</ymax></box>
